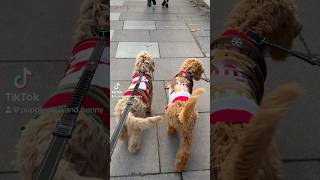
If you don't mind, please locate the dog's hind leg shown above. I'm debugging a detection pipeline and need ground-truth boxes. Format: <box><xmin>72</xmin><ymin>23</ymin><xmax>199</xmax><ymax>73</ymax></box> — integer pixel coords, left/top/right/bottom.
<box><xmin>147</xmin><ymin>0</ymin><xmax>151</xmax><ymax>7</ymax></box>
<box><xmin>175</xmin><ymin>132</ymin><xmax>192</xmax><ymax>172</ymax></box>
<box><xmin>167</xmin><ymin>120</ymin><xmax>176</xmax><ymax>135</ymax></box>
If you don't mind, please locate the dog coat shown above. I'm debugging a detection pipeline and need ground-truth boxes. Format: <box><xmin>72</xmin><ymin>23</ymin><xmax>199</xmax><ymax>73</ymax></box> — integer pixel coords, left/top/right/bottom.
<box><xmin>42</xmin><ymin>37</ymin><xmax>110</xmax><ymax>131</ymax></box>
<box><xmin>123</xmin><ymin>74</ymin><xmax>153</xmax><ymax>106</ymax></box>
<box><xmin>211</xmin><ymin>30</ymin><xmax>266</xmax><ymax>124</ymax></box>
<box><xmin>165</xmin><ymin>71</ymin><xmax>193</xmax><ymax>110</ymax></box>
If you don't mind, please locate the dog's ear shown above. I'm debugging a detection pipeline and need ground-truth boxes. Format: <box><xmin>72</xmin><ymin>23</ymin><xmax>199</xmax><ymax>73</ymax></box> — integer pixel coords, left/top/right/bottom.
<box><xmin>150</xmin><ymin>60</ymin><xmax>155</xmax><ymax>72</ymax></box>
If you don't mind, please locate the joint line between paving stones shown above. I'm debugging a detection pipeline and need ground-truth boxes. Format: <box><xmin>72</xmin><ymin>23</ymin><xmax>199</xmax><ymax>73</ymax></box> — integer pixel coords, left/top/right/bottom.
<box><xmin>282</xmin><ymin>158</ymin><xmax>320</xmax><ymax>163</ymax></box>
<box><xmin>0</xmin><ymin>170</ymin><xmax>18</xmax><ymax>174</ymax></box>
<box><xmin>189</xmin><ymin>27</ymin><xmax>208</xmax><ymax>58</ymax></box>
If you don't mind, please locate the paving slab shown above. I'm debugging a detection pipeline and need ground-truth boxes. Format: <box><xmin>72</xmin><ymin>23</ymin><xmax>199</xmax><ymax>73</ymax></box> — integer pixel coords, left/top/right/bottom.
<box><xmin>111</xmin><ymin>0</ymin><xmax>125</xmax><ymax>7</ymax></box>
<box><xmin>0</xmin><ymin>173</ymin><xmax>19</xmax><ymax>180</ymax></box>
<box><xmin>111</xmin><ymin>21</ymin><xmax>124</xmax><ymax>30</ymax></box>
<box><xmin>111</xmin><ymin>12</ymin><xmax>121</xmax><ymax>21</ymax></box>
<box><xmin>111</xmin><ymin>6</ymin><xmax>129</xmax><ymax>13</ymax></box>
<box><xmin>0</xmin><ymin>0</ymin><xmax>78</xmax><ymax>61</ymax></box>
<box><xmin>196</xmin><ymin>36</ymin><xmax>210</xmax><ymax>57</ymax></box>
<box><xmin>111</xmin><ymin>30</ymin><xmax>150</xmax><ymax>42</ymax></box>
<box><xmin>110</xmin><ymin>81</ymin><xmax>167</xmax><ymax>115</ymax></box>
<box><xmin>111</xmin><ymin>42</ymin><xmax>118</xmax><ymax>58</ymax></box>
<box><xmin>158</xmin><ymin>113</ymin><xmax>210</xmax><ymax>172</ymax></box>
<box><xmin>182</xmin><ymin>170</ymin><xmax>210</xmax><ymax>180</ymax></box>
<box><xmin>110</xmin><ymin>116</ymin><xmax>160</xmax><ymax>176</ymax></box>
<box><xmin>0</xmin><ymin>62</ymin><xmax>65</xmax><ymax>171</ymax></box>
<box><xmin>110</xmin><ymin>58</ymin><xmax>210</xmax><ymax>81</ymax></box>
<box><xmin>156</xmin><ymin>21</ymin><xmax>188</xmax><ymax>30</ymax></box>
<box><xmin>111</xmin><ymin>173</ymin><xmax>180</xmax><ymax>180</ymax></box>
<box><xmin>283</xmin><ymin>162</ymin><xmax>320</xmax><ymax>180</ymax></box>
<box><xmin>123</xmin><ymin>1</ymin><xmax>147</xmax><ymax>7</ymax></box>
<box><xmin>120</xmin><ymin>12</ymin><xmax>179</xmax><ymax>21</ymax></box>
<box><xmin>111</xmin><ymin>30</ymin><xmax>115</xmax><ymax>40</ymax></box>
<box><xmin>150</xmin><ymin>30</ymin><xmax>195</xmax><ymax>42</ymax></box>
<box><xmin>159</xmin><ymin>42</ymin><xmax>203</xmax><ymax>58</ymax></box>
<box><xmin>116</xmin><ymin>42</ymin><xmax>160</xmax><ymax>58</ymax></box>
<box><xmin>123</xmin><ymin>20</ymin><xmax>156</xmax><ymax>30</ymax></box>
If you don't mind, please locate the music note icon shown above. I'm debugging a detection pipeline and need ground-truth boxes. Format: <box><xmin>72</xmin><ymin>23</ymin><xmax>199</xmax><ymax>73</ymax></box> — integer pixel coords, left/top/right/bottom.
<box><xmin>14</xmin><ymin>67</ymin><xmax>32</xmax><ymax>89</ymax></box>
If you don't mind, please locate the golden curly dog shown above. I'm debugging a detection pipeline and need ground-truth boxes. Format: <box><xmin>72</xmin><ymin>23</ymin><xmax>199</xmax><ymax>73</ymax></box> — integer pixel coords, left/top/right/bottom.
<box><xmin>16</xmin><ymin>0</ymin><xmax>109</xmax><ymax>179</ymax></box>
<box><xmin>211</xmin><ymin>0</ymin><xmax>303</xmax><ymax>179</ymax></box>
<box><xmin>114</xmin><ymin>51</ymin><xmax>162</xmax><ymax>153</ymax></box>
<box><xmin>165</xmin><ymin>58</ymin><xmax>206</xmax><ymax>172</ymax></box>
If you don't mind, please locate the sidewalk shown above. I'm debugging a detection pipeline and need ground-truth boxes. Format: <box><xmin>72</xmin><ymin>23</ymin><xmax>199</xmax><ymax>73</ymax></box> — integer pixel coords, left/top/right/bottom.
<box><xmin>110</xmin><ymin>0</ymin><xmax>210</xmax><ymax>179</ymax></box>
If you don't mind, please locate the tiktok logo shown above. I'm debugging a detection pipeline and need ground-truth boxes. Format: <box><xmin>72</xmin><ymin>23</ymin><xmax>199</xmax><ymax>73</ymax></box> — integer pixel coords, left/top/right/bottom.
<box><xmin>14</xmin><ymin>67</ymin><xmax>32</xmax><ymax>89</ymax></box>
<box><xmin>114</xmin><ymin>82</ymin><xmax>120</xmax><ymax>90</ymax></box>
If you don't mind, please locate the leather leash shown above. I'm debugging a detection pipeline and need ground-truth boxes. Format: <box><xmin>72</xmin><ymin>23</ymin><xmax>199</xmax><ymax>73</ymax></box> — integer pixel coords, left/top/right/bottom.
<box><xmin>247</xmin><ymin>30</ymin><xmax>320</xmax><ymax>66</ymax></box>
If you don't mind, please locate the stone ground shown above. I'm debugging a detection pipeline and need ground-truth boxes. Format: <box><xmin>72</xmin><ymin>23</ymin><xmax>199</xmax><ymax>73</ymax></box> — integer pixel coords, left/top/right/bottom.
<box><xmin>0</xmin><ymin>0</ymin><xmax>319</xmax><ymax>179</ymax></box>
<box><xmin>212</xmin><ymin>1</ymin><xmax>320</xmax><ymax>180</ymax></box>
<box><xmin>110</xmin><ymin>0</ymin><xmax>210</xmax><ymax>179</ymax></box>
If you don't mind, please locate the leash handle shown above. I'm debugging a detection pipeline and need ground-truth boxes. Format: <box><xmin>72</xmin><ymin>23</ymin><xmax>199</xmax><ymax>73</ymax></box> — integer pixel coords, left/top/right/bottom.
<box><xmin>110</xmin><ymin>74</ymin><xmax>144</xmax><ymax>157</ymax></box>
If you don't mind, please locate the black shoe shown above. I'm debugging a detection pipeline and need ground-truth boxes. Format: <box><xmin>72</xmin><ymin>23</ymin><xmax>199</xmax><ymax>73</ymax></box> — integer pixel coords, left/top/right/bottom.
<box><xmin>147</xmin><ymin>0</ymin><xmax>151</xmax><ymax>7</ymax></box>
<box><xmin>162</xmin><ymin>0</ymin><xmax>166</xmax><ymax>7</ymax></box>
<box><xmin>152</xmin><ymin>0</ymin><xmax>156</xmax><ymax>5</ymax></box>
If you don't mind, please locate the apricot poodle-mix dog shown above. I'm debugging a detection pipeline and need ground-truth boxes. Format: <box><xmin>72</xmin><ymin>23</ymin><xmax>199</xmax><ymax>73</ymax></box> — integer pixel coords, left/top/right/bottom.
<box><xmin>165</xmin><ymin>58</ymin><xmax>206</xmax><ymax>172</ymax></box>
<box><xmin>211</xmin><ymin>0</ymin><xmax>303</xmax><ymax>179</ymax></box>
<box><xmin>16</xmin><ymin>0</ymin><xmax>110</xmax><ymax>179</ymax></box>
<box><xmin>114</xmin><ymin>51</ymin><xmax>162</xmax><ymax>153</ymax></box>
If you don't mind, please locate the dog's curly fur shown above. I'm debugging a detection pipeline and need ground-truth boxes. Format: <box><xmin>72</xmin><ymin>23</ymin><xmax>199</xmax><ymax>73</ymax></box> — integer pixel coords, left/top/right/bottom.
<box><xmin>166</xmin><ymin>58</ymin><xmax>206</xmax><ymax>172</ymax></box>
<box><xmin>16</xmin><ymin>0</ymin><xmax>109</xmax><ymax>179</ymax></box>
<box><xmin>114</xmin><ymin>51</ymin><xmax>162</xmax><ymax>153</ymax></box>
<box><xmin>211</xmin><ymin>0</ymin><xmax>303</xmax><ymax>179</ymax></box>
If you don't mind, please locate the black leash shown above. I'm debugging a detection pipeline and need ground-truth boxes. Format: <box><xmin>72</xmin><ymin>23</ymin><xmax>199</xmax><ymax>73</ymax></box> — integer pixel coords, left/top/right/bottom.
<box><xmin>110</xmin><ymin>74</ymin><xmax>144</xmax><ymax>157</ymax></box>
<box><xmin>35</xmin><ymin>30</ymin><xmax>107</xmax><ymax>180</ymax></box>
<box><xmin>247</xmin><ymin>30</ymin><xmax>320</xmax><ymax>66</ymax></box>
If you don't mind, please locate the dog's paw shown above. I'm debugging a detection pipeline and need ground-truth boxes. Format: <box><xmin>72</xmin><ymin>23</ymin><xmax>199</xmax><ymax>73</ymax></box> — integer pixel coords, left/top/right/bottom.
<box><xmin>167</xmin><ymin>125</ymin><xmax>176</xmax><ymax>135</ymax></box>
<box><xmin>175</xmin><ymin>159</ymin><xmax>186</xmax><ymax>172</ymax></box>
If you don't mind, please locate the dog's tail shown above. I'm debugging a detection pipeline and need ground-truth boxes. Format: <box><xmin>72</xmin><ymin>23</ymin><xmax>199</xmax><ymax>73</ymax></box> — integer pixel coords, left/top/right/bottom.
<box><xmin>178</xmin><ymin>88</ymin><xmax>206</xmax><ymax>123</ymax></box>
<box><xmin>127</xmin><ymin>112</ymin><xmax>162</xmax><ymax>129</ymax></box>
<box><xmin>221</xmin><ymin>83</ymin><xmax>304</xmax><ymax>180</ymax></box>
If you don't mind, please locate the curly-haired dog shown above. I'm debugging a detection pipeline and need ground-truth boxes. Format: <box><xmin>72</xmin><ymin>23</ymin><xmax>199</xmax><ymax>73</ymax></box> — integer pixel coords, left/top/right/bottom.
<box><xmin>114</xmin><ymin>51</ymin><xmax>162</xmax><ymax>153</ymax></box>
<box><xmin>211</xmin><ymin>0</ymin><xmax>303</xmax><ymax>179</ymax></box>
<box><xmin>165</xmin><ymin>58</ymin><xmax>206</xmax><ymax>172</ymax></box>
<box><xmin>16</xmin><ymin>0</ymin><xmax>110</xmax><ymax>179</ymax></box>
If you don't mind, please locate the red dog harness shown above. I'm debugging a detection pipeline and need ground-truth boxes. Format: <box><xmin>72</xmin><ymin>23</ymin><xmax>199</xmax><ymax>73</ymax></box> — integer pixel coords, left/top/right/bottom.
<box><xmin>123</xmin><ymin>74</ymin><xmax>153</xmax><ymax>106</ymax></box>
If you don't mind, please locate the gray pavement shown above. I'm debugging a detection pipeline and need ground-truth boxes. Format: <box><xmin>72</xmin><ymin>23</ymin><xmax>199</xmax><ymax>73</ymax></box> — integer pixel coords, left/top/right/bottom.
<box><xmin>110</xmin><ymin>0</ymin><xmax>210</xmax><ymax>179</ymax></box>
<box><xmin>0</xmin><ymin>0</ymin><xmax>80</xmax><ymax>178</ymax></box>
<box><xmin>213</xmin><ymin>0</ymin><xmax>320</xmax><ymax>179</ymax></box>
